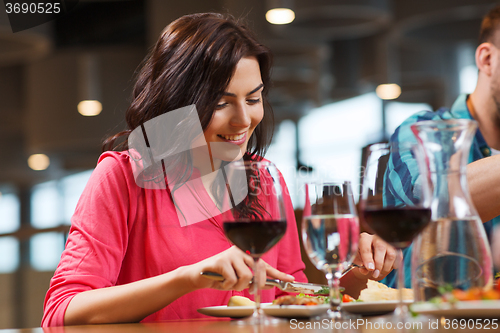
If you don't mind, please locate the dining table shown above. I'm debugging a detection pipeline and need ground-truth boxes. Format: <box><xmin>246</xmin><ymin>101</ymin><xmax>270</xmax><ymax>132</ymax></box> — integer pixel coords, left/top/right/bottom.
<box><xmin>2</xmin><ymin>315</ymin><xmax>492</xmax><ymax>333</ymax></box>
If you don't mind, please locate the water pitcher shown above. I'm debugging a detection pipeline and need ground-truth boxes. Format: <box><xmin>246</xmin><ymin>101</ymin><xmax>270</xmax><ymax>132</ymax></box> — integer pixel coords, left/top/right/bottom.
<box><xmin>411</xmin><ymin>119</ymin><xmax>493</xmax><ymax>301</ymax></box>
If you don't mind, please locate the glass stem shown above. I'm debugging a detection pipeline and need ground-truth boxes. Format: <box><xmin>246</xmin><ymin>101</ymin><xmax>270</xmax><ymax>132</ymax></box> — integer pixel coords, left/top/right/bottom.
<box><xmin>326</xmin><ymin>269</ymin><xmax>342</xmax><ymax>319</ymax></box>
<box><xmin>395</xmin><ymin>249</ymin><xmax>408</xmax><ymax>321</ymax></box>
<box><xmin>253</xmin><ymin>258</ymin><xmax>262</xmax><ymax>317</ymax></box>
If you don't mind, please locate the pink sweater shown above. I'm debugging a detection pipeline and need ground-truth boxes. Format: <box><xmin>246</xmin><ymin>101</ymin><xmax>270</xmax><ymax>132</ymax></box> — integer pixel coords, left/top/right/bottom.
<box><xmin>42</xmin><ymin>151</ymin><xmax>306</xmax><ymax>326</ymax></box>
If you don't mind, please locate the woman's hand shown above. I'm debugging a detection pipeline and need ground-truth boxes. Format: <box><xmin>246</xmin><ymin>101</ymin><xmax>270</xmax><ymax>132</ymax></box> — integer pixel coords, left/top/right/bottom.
<box><xmin>183</xmin><ymin>246</ymin><xmax>295</xmax><ymax>292</ymax></box>
<box><xmin>65</xmin><ymin>246</ymin><xmax>297</xmax><ymax>326</ymax></box>
<box><xmin>351</xmin><ymin>232</ymin><xmax>399</xmax><ymax>281</ymax></box>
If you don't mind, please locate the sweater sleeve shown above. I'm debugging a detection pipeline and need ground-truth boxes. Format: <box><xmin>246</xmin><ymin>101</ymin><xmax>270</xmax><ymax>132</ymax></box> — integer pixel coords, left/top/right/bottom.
<box><xmin>42</xmin><ymin>153</ymin><xmax>135</xmax><ymax>327</ymax></box>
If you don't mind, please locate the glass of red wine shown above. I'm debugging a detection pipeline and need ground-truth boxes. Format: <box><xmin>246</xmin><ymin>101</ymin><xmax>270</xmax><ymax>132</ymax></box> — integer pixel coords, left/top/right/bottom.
<box><xmin>221</xmin><ymin>160</ymin><xmax>287</xmax><ymax>325</ymax></box>
<box><xmin>359</xmin><ymin>142</ymin><xmax>432</xmax><ymax>323</ymax></box>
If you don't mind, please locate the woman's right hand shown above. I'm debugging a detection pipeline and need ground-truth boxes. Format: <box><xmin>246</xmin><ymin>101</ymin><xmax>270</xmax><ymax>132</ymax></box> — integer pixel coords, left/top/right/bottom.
<box><xmin>182</xmin><ymin>246</ymin><xmax>294</xmax><ymax>292</ymax></box>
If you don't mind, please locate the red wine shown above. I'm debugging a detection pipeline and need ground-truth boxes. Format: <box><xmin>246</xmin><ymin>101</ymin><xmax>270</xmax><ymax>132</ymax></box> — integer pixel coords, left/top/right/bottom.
<box><xmin>223</xmin><ymin>220</ymin><xmax>287</xmax><ymax>257</ymax></box>
<box><xmin>362</xmin><ymin>207</ymin><xmax>431</xmax><ymax>248</ymax></box>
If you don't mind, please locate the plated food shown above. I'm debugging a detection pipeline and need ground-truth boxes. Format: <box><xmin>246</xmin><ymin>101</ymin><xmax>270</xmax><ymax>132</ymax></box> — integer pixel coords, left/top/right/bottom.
<box><xmin>272</xmin><ymin>294</ymin><xmax>328</xmax><ymax>306</ymax></box>
<box><xmin>410</xmin><ymin>279</ymin><xmax>500</xmax><ymax>318</ymax></box>
<box><xmin>211</xmin><ymin>296</ymin><xmax>328</xmax><ymax>318</ymax></box>
<box><xmin>226</xmin><ymin>280</ymin><xmax>413</xmax><ymax>309</ymax></box>
<box><xmin>358</xmin><ymin>280</ymin><xmax>413</xmax><ymax>302</ymax></box>
<box><xmin>203</xmin><ymin>280</ymin><xmax>500</xmax><ymax>319</ymax></box>
<box><xmin>437</xmin><ymin>288</ymin><xmax>500</xmax><ymax>302</ymax></box>
<box><xmin>201</xmin><ymin>280</ymin><xmax>416</xmax><ymax>319</ymax></box>
<box><xmin>411</xmin><ymin>300</ymin><xmax>500</xmax><ymax>319</ymax></box>
<box><xmin>272</xmin><ymin>280</ymin><xmax>413</xmax><ymax>305</ymax></box>
<box><xmin>428</xmin><ymin>283</ymin><xmax>500</xmax><ymax>303</ymax></box>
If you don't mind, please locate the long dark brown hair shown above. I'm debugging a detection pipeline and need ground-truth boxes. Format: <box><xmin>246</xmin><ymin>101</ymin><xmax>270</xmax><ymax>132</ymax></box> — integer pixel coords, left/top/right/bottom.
<box><xmin>103</xmin><ymin>13</ymin><xmax>275</xmax><ymax>222</ymax></box>
<box><xmin>103</xmin><ymin>13</ymin><xmax>274</xmax><ymax>158</ymax></box>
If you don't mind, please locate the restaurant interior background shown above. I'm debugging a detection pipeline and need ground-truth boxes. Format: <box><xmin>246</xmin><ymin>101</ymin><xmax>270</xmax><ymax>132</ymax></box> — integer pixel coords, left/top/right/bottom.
<box><xmin>0</xmin><ymin>0</ymin><xmax>498</xmax><ymax>328</ymax></box>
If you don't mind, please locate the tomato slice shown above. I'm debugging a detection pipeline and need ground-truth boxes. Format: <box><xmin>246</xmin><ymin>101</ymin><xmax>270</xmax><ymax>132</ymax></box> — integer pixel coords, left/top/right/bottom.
<box><xmin>342</xmin><ymin>294</ymin><xmax>355</xmax><ymax>303</ymax></box>
<box><xmin>451</xmin><ymin>289</ymin><xmax>469</xmax><ymax>301</ymax></box>
<box><xmin>482</xmin><ymin>289</ymin><xmax>500</xmax><ymax>300</ymax></box>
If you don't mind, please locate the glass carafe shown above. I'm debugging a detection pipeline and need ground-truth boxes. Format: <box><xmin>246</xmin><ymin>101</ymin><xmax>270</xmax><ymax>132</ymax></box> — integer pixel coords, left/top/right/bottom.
<box><xmin>411</xmin><ymin>119</ymin><xmax>493</xmax><ymax>301</ymax></box>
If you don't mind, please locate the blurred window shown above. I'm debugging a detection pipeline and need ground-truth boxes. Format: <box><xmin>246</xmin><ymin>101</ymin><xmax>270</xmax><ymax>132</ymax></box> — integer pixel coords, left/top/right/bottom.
<box><xmin>31</xmin><ymin>181</ymin><xmax>62</xmax><ymax>229</ymax></box>
<box><xmin>266</xmin><ymin>93</ymin><xmax>431</xmax><ymax>207</ymax></box>
<box><xmin>458</xmin><ymin>43</ymin><xmax>477</xmax><ymax>94</ymax></box>
<box><xmin>460</xmin><ymin>65</ymin><xmax>478</xmax><ymax>94</ymax></box>
<box><xmin>0</xmin><ymin>188</ymin><xmax>20</xmax><ymax>273</ymax></box>
<box><xmin>0</xmin><ymin>190</ymin><xmax>20</xmax><ymax>233</ymax></box>
<box><xmin>30</xmin><ymin>233</ymin><xmax>65</xmax><ymax>271</ymax></box>
<box><xmin>61</xmin><ymin>170</ymin><xmax>93</xmax><ymax>223</ymax></box>
<box><xmin>31</xmin><ymin>170</ymin><xmax>92</xmax><ymax>228</ymax></box>
<box><xmin>0</xmin><ymin>237</ymin><xmax>19</xmax><ymax>273</ymax></box>
<box><xmin>265</xmin><ymin>120</ymin><xmax>298</xmax><ymax>202</ymax></box>
<box><xmin>297</xmin><ymin>93</ymin><xmax>381</xmax><ymax>205</ymax></box>
<box><xmin>30</xmin><ymin>170</ymin><xmax>92</xmax><ymax>270</ymax></box>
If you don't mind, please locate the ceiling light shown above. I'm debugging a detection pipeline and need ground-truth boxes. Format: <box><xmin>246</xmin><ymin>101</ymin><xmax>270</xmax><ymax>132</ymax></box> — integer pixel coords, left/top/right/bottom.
<box><xmin>78</xmin><ymin>54</ymin><xmax>102</xmax><ymax>116</ymax></box>
<box><xmin>266</xmin><ymin>8</ymin><xmax>295</xmax><ymax>24</ymax></box>
<box><xmin>266</xmin><ymin>0</ymin><xmax>295</xmax><ymax>25</ymax></box>
<box><xmin>376</xmin><ymin>83</ymin><xmax>401</xmax><ymax>100</ymax></box>
<box><xmin>28</xmin><ymin>154</ymin><xmax>50</xmax><ymax>171</ymax></box>
<box><xmin>78</xmin><ymin>100</ymin><xmax>102</xmax><ymax>116</ymax></box>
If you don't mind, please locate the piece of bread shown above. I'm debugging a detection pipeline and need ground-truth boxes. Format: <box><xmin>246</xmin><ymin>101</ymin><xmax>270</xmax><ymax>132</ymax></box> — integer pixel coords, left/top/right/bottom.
<box><xmin>358</xmin><ymin>280</ymin><xmax>413</xmax><ymax>302</ymax></box>
<box><xmin>227</xmin><ymin>296</ymin><xmax>256</xmax><ymax>307</ymax></box>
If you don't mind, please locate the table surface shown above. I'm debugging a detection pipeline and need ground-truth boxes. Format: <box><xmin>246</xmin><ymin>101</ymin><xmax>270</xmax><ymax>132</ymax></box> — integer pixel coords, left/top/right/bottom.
<box><xmin>2</xmin><ymin>316</ymin><xmax>490</xmax><ymax>333</ymax></box>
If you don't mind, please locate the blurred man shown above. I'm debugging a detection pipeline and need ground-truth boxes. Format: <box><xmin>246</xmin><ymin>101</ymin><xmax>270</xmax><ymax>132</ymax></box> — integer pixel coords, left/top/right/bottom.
<box><xmin>384</xmin><ymin>4</ymin><xmax>500</xmax><ymax>288</ymax></box>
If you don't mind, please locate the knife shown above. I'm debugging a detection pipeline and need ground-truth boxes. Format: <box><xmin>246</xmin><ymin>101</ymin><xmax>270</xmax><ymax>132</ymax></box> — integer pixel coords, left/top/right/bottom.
<box><xmin>200</xmin><ymin>271</ymin><xmax>330</xmax><ymax>294</ymax></box>
<box><xmin>200</xmin><ymin>264</ymin><xmax>361</xmax><ymax>295</ymax></box>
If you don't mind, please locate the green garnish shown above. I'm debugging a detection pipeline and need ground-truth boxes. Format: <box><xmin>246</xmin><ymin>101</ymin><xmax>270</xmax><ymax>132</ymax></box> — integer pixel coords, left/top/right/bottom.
<box><xmin>429</xmin><ymin>296</ymin><xmax>442</xmax><ymax>305</ymax></box>
<box><xmin>314</xmin><ymin>286</ymin><xmax>330</xmax><ymax>295</ymax></box>
<box><xmin>437</xmin><ymin>284</ymin><xmax>453</xmax><ymax>295</ymax></box>
<box><xmin>428</xmin><ymin>283</ymin><xmax>458</xmax><ymax>305</ymax></box>
<box><xmin>295</xmin><ymin>293</ymin><xmax>330</xmax><ymax>302</ymax></box>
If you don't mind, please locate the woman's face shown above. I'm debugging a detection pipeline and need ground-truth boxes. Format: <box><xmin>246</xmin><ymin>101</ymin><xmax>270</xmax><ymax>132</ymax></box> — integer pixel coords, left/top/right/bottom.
<box><xmin>203</xmin><ymin>56</ymin><xmax>264</xmax><ymax>162</ymax></box>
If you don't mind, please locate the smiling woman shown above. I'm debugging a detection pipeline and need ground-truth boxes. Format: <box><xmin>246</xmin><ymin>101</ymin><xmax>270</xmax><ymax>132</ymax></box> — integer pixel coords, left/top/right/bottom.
<box><xmin>41</xmin><ymin>13</ymin><xmax>307</xmax><ymax>327</ymax></box>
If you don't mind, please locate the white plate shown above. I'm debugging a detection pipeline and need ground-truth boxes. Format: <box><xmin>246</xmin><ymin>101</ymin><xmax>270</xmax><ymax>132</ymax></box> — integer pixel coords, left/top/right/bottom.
<box><xmin>198</xmin><ymin>303</ymin><xmax>274</xmax><ymax>318</ymax></box>
<box><xmin>263</xmin><ymin>304</ymin><xmax>329</xmax><ymax>318</ymax></box>
<box><xmin>411</xmin><ymin>300</ymin><xmax>500</xmax><ymax>318</ymax></box>
<box><xmin>197</xmin><ymin>303</ymin><xmax>329</xmax><ymax>319</ymax></box>
<box><xmin>197</xmin><ymin>305</ymin><xmax>255</xmax><ymax>318</ymax></box>
<box><xmin>342</xmin><ymin>300</ymin><xmax>413</xmax><ymax>316</ymax></box>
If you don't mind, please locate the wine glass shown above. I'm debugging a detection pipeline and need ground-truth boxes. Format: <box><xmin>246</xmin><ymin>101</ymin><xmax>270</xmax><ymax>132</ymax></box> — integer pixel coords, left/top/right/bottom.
<box><xmin>302</xmin><ymin>181</ymin><xmax>360</xmax><ymax>320</ymax></box>
<box><xmin>221</xmin><ymin>160</ymin><xmax>287</xmax><ymax>325</ymax></box>
<box><xmin>359</xmin><ymin>142</ymin><xmax>432</xmax><ymax>323</ymax></box>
